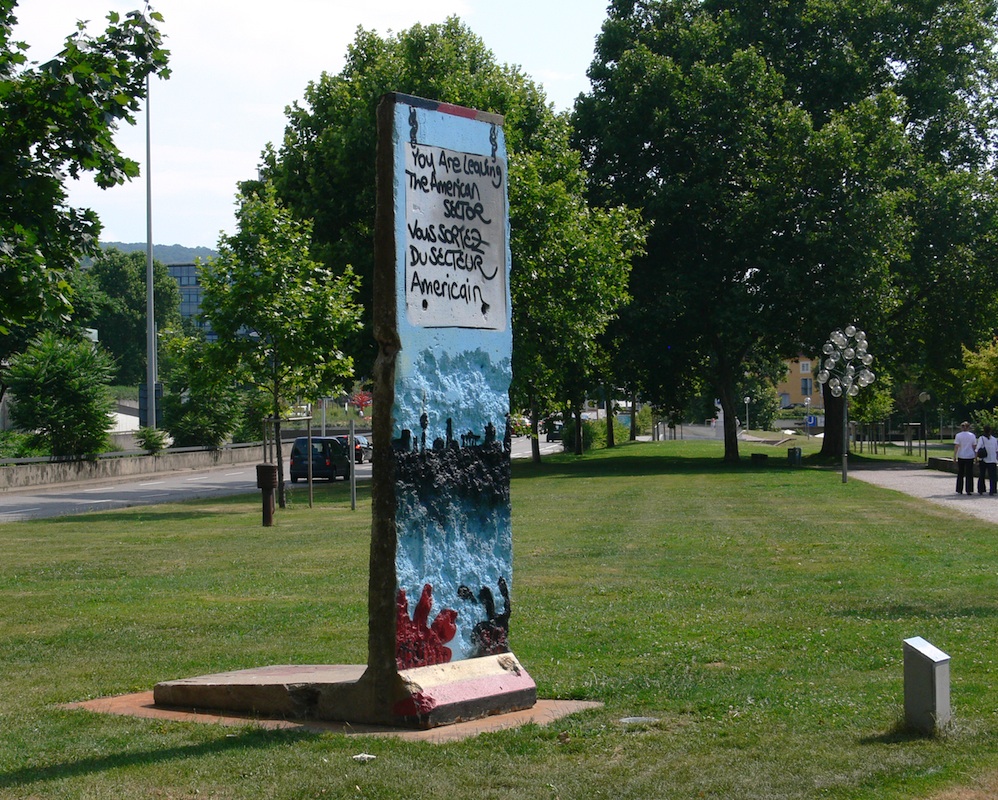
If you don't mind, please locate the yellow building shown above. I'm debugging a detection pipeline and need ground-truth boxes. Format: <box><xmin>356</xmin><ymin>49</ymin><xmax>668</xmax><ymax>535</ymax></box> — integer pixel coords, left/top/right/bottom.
<box><xmin>776</xmin><ymin>356</ymin><xmax>820</xmax><ymax>409</ymax></box>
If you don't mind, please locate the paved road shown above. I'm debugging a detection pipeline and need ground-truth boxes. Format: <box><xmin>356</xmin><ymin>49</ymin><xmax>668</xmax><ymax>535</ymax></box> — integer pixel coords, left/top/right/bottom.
<box><xmin>0</xmin><ymin>436</ymin><xmax>562</xmax><ymax>523</ymax></box>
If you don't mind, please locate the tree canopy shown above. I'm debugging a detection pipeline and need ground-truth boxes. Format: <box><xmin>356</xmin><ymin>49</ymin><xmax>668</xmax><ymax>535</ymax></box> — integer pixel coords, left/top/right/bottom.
<box><xmin>72</xmin><ymin>247</ymin><xmax>181</xmax><ymax>385</ymax></box>
<box><xmin>0</xmin><ymin>1</ymin><xmax>169</xmax><ymax>345</ymax></box>
<box><xmin>3</xmin><ymin>331</ymin><xmax>115</xmax><ymax>457</ymax></box>
<box><xmin>574</xmin><ymin>0</ymin><xmax>998</xmax><ymax>459</ymax></box>
<box><xmin>200</xmin><ymin>183</ymin><xmax>362</xmax><ymax>504</ymax></box>
<box><xmin>264</xmin><ymin>18</ymin><xmax>643</xmax><ymax>452</ymax></box>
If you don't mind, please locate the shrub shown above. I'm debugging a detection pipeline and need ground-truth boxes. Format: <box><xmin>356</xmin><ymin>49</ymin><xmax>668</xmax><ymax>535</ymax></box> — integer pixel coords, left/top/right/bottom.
<box><xmin>135</xmin><ymin>426</ymin><xmax>169</xmax><ymax>455</ymax></box>
<box><xmin>3</xmin><ymin>332</ymin><xmax>114</xmax><ymax>457</ymax></box>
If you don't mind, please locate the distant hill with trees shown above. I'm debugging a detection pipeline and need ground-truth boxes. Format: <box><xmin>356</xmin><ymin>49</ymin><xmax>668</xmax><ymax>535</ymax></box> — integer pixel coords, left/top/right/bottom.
<box><xmin>99</xmin><ymin>242</ymin><xmax>218</xmax><ymax>264</ymax></box>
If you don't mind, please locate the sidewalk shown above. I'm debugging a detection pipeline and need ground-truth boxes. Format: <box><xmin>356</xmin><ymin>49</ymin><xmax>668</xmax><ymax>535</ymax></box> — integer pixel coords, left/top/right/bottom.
<box><xmin>850</xmin><ymin>463</ymin><xmax>998</xmax><ymax>524</ymax></box>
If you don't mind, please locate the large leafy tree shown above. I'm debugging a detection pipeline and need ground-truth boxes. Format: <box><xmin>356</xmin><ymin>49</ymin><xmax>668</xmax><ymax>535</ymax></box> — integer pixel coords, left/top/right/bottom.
<box><xmin>0</xmin><ymin>1</ymin><xmax>169</xmax><ymax>347</ymax></box>
<box><xmin>199</xmin><ymin>183</ymin><xmax>362</xmax><ymax>507</ymax></box>
<box><xmin>3</xmin><ymin>331</ymin><xmax>115</xmax><ymax>457</ymax></box>
<box><xmin>508</xmin><ymin>130</ymin><xmax>645</xmax><ymax>459</ymax></box>
<box><xmin>574</xmin><ymin>0</ymin><xmax>998</xmax><ymax>461</ymax></box>
<box><xmin>72</xmin><ymin>247</ymin><xmax>181</xmax><ymax>385</ymax></box>
<box><xmin>265</xmin><ymin>18</ymin><xmax>642</xmax><ymax>455</ymax></box>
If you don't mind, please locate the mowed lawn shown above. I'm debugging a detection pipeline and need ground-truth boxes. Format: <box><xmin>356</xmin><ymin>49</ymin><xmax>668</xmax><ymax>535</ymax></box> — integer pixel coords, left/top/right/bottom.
<box><xmin>2</xmin><ymin>439</ymin><xmax>998</xmax><ymax>799</ymax></box>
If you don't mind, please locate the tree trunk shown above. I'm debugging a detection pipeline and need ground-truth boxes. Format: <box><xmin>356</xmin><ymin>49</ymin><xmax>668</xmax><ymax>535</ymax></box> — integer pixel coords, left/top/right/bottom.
<box><xmin>275</xmin><ymin>417</ymin><xmax>286</xmax><ymax>509</ymax></box>
<box><xmin>272</xmin><ymin>383</ymin><xmax>286</xmax><ymax>509</ymax></box>
<box><xmin>717</xmin><ymin>386</ymin><xmax>741</xmax><ymax>463</ymax></box>
<box><xmin>574</xmin><ymin>407</ymin><xmax>584</xmax><ymax>455</ymax></box>
<box><xmin>819</xmin><ymin>385</ymin><xmax>845</xmax><ymax>458</ymax></box>
<box><xmin>629</xmin><ymin>390</ymin><xmax>637</xmax><ymax>441</ymax></box>
<box><xmin>605</xmin><ymin>387</ymin><xmax>615</xmax><ymax>448</ymax></box>
<box><xmin>530</xmin><ymin>398</ymin><xmax>542</xmax><ymax>464</ymax></box>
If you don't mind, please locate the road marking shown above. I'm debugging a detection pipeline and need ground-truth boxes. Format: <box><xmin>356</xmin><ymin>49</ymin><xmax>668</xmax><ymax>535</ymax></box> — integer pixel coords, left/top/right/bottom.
<box><xmin>82</xmin><ymin>487</ymin><xmax>116</xmax><ymax>493</ymax></box>
<box><xmin>140</xmin><ymin>480</ymin><xmax>165</xmax><ymax>486</ymax></box>
<box><xmin>185</xmin><ymin>476</ymin><xmax>209</xmax><ymax>482</ymax></box>
<box><xmin>225</xmin><ymin>471</ymin><xmax>246</xmax><ymax>476</ymax></box>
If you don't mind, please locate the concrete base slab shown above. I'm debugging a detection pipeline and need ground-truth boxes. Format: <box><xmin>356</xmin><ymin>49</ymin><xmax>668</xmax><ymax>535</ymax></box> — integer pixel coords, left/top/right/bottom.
<box><xmin>153</xmin><ymin>664</ymin><xmax>367</xmax><ymax>720</ymax></box>
<box><xmin>65</xmin><ymin>692</ymin><xmax>600</xmax><ymax>743</ymax></box>
<box><xmin>152</xmin><ymin>654</ymin><xmax>538</xmax><ymax>729</ymax></box>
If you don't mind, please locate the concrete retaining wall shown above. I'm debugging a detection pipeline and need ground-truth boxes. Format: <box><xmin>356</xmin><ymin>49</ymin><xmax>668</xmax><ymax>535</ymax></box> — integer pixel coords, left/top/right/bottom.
<box><xmin>0</xmin><ymin>442</ymin><xmax>291</xmax><ymax>492</ymax></box>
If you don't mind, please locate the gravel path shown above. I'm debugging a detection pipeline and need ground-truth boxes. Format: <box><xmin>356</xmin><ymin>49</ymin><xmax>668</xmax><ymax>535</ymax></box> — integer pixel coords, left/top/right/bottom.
<box><xmin>850</xmin><ymin>463</ymin><xmax>998</xmax><ymax>524</ymax></box>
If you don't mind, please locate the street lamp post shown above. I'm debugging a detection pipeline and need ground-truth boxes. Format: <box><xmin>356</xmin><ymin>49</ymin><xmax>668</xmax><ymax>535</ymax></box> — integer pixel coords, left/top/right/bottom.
<box><xmin>919</xmin><ymin>392</ymin><xmax>931</xmax><ymax>461</ymax></box>
<box><xmin>744</xmin><ymin>396</ymin><xmax>751</xmax><ymax>433</ymax></box>
<box><xmin>805</xmin><ymin>396</ymin><xmax>811</xmax><ymax>440</ymax></box>
<box><xmin>815</xmin><ymin>325</ymin><xmax>876</xmax><ymax>483</ymax></box>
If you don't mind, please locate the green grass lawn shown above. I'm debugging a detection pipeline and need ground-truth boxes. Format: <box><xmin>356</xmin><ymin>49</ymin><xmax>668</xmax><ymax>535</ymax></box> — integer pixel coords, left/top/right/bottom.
<box><xmin>1</xmin><ymin>438</ymin><xmax>997</xmax><ymax>798</ymax></box>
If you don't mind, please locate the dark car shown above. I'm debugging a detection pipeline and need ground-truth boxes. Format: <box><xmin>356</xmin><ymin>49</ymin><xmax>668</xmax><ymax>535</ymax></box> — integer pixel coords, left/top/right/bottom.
<box><xmin>335</xmin><ymin>434</ymin><xmax>373</xmax><ymax>463</ymax></box>
<box><xmin>545</xmin><ymin>420</ymin><xmax>564</xmax><ymax>442</ymax></box>
<box><xmin>289</xmin><ymin>437</ymin><xmax>351</xmax><ymax>482</ymax></box>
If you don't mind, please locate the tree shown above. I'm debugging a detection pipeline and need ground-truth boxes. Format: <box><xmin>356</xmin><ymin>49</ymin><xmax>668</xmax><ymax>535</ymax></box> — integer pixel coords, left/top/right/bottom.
<box><xmin>264</xmin><ymin>18</ymin><xmax>643</xmax><ymax>461</ymax></box>
<box><xmin>958</xmin><ymin>338</ymin><xmax>998</xmax><ymax>406</ymax></box>
<box><xmin>200</xmin><ymin>183</ymin><xmax>362</xmax><ymax>507</ymax></box>
<box><xmin>0</xmin><ymin>2</ymin><xmax>169</xmax><ymax>346</ymax></box>
<box><xmin>160</xmin><ymin>332</ymin><xmax>241</xmax><ymax>448</ymax></box>
<box><xmin>574</xmin><ymin>0</ymin><xmax>998</xmax><ymax>461</ymax></box>
<box><xmin>3</xmin><ymin>331</ymin><xmax>115</xmax><ymax>457</ymax></box>
<box><xmin>72</xmin><ymin>247</ymin><xmax>181</xmax><ymax>385</ymax></box>
<box><xmin>508</xmin><ymin>143</ymin><xmax>645</xmax><ymax>459</ymax></box>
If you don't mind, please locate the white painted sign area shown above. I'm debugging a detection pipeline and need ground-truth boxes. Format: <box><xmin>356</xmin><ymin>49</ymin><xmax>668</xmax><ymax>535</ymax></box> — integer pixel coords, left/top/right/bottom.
<box><xmin>404</xmin><ymin>142</ymin><xmax>507</xmax><ymax>330</ymax></box>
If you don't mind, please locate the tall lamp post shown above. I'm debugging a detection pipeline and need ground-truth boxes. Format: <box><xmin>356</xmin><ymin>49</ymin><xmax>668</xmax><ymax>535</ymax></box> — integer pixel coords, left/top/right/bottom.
<box><xmin>919</xmin><ymin>392</ymin><xmax>931</xmax><ymax>461</ymax></box>
<box><xmin>744</xmin><ymin>396</ymin><xmax>751</xmax><ymax>433</ymax></box>
<box><xmin>144</xmin><ymin>72</ymin><xmax>157</xmax><ymax>429</ymax></box>
<box><xmin>816</xmin><ymin>325</ymin><xmax>875</xmax><ymax>483</ymax></box>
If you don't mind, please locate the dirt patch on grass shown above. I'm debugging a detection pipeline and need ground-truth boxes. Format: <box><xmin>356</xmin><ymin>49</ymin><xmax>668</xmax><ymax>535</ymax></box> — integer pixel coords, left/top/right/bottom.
<box><xmin>928</xmin><ymin>773</ymin><xmax>998</xmax><ymax>799</ymax></box>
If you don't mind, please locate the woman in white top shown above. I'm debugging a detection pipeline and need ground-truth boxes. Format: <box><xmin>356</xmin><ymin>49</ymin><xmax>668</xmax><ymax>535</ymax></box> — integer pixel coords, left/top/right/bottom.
<box><xmin>954</xmin><ymin>421</ymin><xmax>978</xmax><ymax>494</ymax></box>
<box><xmin>977</xmin><ymin>424</ymin><xmax>998</xmax><ymax>495</ymax></box>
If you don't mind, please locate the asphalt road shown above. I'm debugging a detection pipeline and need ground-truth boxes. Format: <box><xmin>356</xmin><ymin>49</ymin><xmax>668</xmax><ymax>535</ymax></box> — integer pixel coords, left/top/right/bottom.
<box><xmin>0</xmin><ymin>435</ymin><xmax>563</xmax><ymax>523</ymax></box>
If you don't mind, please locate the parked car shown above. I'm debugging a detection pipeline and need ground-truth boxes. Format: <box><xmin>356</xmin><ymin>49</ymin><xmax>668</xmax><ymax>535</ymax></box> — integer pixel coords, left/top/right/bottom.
<box><xmin>289</xmin><ymin>437</ymin><xmax>351</xmax><ymax>482</ymax></box>
<box><xmin>335</xmin><ymin>434</ymin><xmax>373</xmax><ymax>463</ymax></box>
<box><xmin>545</xmin><ymin>420</ymin><xmax>564</xmax><ymax>442</ymax></box>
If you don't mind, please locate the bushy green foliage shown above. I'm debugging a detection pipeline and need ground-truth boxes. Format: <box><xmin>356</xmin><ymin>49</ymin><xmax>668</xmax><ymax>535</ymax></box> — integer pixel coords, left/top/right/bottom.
<box><xmin>135</xmin><ymin>426</ymin><xmax>168</xmax><ymax>454</ymax></box>
<box><xmin>71</xmin><ymin>247</ymin><xmax>181</xmax><ymax>385</ymax></box>
<box><xmin>0</xmin><ymin>429</ymin><xmax>47</xmax><ymax>458</ymax></box>
<box><xmin>0</xmin><ymin>2</ymin><xmax>169</xmax><ymax>341</ymax></box>
<box><xmin>160</xmin><ymin>333</ymin><xmax>240</xmax><ymax>448</ymax></box>
<box><xmin>230</xmin><ymin>389</ymin><xmax>272</xmax><ymax>444</ymax></box>
<box><xmin>971</xmin><ymin>407</ymin><xmax>998</xmax><ymax>433</ymax></box>
<box><xmin>3</xmin><ymin>331</ymin><xmax>114</xmax><ymax>457</ymax></box>
<box><xmin>562</xmin><ymin>416</ymin><xmax>630</xmax><ymax>451</ymax></box>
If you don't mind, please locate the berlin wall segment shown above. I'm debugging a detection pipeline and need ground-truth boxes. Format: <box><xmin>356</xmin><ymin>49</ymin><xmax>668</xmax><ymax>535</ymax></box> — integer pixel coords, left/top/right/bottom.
<box><xmin>153</xmin><ymin>94</ymin><xmax>533</xmax><ymax>731</ymax></box>
<box><xmin>365</xmin><ymin>92</ymin><xmax>535</xmax><ymax>727</ymax></box>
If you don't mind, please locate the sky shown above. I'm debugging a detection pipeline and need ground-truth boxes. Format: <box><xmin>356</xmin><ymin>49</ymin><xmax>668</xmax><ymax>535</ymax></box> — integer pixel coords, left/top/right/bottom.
<box><xmin>12</xmin><ymin>0</ymin><xmax>611</xmax><ymax>249</ymax></box>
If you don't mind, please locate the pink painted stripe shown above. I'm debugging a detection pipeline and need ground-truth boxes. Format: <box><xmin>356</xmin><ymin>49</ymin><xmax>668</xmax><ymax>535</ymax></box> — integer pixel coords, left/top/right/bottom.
<box><xmin>435</xmin><ymin>102</ymin><xmax>481</xmax><ymax>120</ymax></box>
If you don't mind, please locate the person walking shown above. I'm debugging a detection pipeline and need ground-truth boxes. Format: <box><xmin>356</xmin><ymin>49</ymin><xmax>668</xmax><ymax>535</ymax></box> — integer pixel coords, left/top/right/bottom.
<box><xmin>977</xmin><ymin>424</ymin><xmax>998</xmax><ymax>495</ymax></box>
<box><xmin>955</xmin><ymin>421</ymin><xmax>978</xmax><ymax>495</ymax></box>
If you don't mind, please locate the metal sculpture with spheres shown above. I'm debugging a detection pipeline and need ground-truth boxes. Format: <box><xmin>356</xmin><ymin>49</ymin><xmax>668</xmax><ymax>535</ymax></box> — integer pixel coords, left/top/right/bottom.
<box><xmin>816</xmin><ymin>325</ymin><xmax>875</xmax><ymax>482</ymax></box>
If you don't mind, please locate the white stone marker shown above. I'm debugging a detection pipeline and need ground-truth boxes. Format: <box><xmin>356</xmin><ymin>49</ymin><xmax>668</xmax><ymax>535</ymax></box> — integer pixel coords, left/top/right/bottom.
<box><xmin>903</xmin><ymin>636</ymin><xmax>951</xmax><ymax>735</ymax></box>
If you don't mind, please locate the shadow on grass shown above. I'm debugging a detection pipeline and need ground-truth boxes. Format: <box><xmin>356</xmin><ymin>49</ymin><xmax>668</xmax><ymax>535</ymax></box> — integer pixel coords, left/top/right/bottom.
<box><xmin>0</xmin><ymin>726</ymin><xmax>316</xmax><ymax>790</ymax></box>
<box><xmin>513</xmin><ymin>452</ymin><xmax>813</xmax><ymax>481</ymax></box>
<box><xmin>860</xmin><ymin>717</ymin><xmax>939</xmax><ymax>745</ymax></box>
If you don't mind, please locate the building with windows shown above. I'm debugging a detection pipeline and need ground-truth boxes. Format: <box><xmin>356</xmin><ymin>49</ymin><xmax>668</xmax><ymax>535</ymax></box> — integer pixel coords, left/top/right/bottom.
<box><xmin>166</xmin><ymin>262</ymin><xmax>213</xmax><ymax>339</ymax></box>
<box><xmin>776</xmin><ymin>356</ymin><xmax>820</xmax><ymax>409</ymax></box>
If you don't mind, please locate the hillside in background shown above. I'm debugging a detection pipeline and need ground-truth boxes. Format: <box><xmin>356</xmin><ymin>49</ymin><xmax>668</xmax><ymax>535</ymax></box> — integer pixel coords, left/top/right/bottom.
<box><xmin>100</xmin><ymin>242</ymin><xmax>218</xmax><ymax>264</ymax></box>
